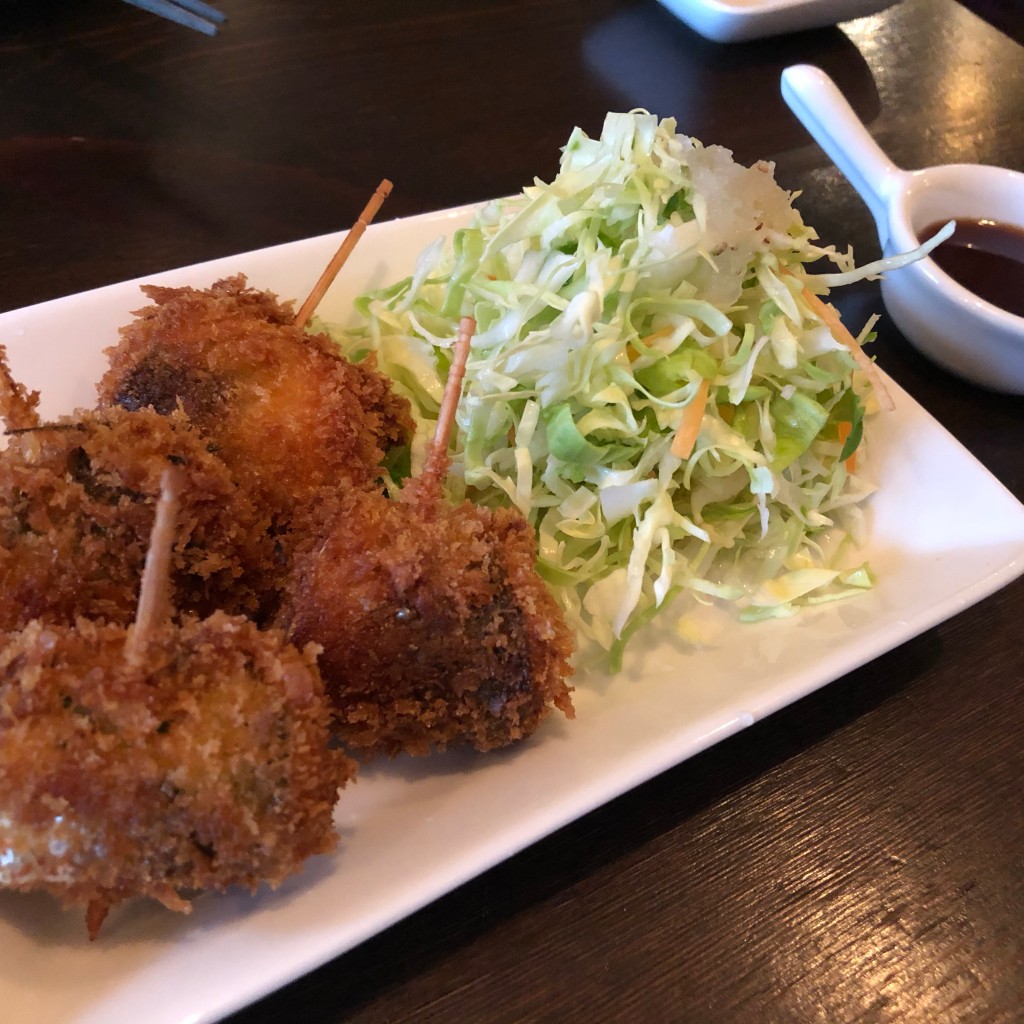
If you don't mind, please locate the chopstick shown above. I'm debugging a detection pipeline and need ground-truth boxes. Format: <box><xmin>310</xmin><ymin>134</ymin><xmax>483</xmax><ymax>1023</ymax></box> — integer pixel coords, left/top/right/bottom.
<box><xmin>122</xmin><ymin>0</ymin><xmax>227</xmax><ymax>36</ymax></box>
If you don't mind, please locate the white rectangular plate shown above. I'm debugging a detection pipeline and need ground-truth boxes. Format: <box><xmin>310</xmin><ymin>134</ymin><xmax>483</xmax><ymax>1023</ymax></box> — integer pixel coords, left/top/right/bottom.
<box><xmin>2</xmin><ymin>204</ymin><xmax>1024</xmax><ymax>1024</ymax></box>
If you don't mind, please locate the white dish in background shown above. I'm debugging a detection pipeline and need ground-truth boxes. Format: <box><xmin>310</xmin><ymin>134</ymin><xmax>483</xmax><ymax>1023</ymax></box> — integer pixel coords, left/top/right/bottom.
<box><xmin>657</xmin><ymin>0</ymin><xmax>898</xmax><ymax>43</ymax></box>
<box><xmin>2</xmin><ymin>203</ymin><xmax>1024</xmax><ymax>1024</ymax></box>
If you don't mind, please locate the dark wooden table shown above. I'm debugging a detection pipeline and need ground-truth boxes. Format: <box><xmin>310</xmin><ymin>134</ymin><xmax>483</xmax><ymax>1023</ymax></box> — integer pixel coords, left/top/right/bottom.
<box><xmin>2</xmin><ymin>1</ymin><xmax>1023</xmax><ymax>1021</ymax></box>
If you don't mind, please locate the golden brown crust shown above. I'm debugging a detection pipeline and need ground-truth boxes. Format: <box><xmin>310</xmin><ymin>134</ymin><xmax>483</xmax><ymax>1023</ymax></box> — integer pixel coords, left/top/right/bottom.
<box><xmin>97</xmin><ymin>275</ymin><xmax>414</xmax><ymax>541</ymax></box>
<box><xmin>0</xmin><ymin>613</ymin><xmax>350</xmax><ymax>921</ymax></box>
<box><xmin>0</xmin><ymin>406</ymin><xmax>271</xmax><ymax>631</ymax></box>
<box><xmin>0</xmin><ymin>273</ymin><xmax>580</xmax><ymax>937</ymax></box>
<box><xmin>0</xmin><ymin>343</ymin><xmax>40</xmax><ymax>431</ymax></box>
<box><xmin>281</xmin><ymin>480</ymin><xmax>574</xmax><ymax>757</ymax></box>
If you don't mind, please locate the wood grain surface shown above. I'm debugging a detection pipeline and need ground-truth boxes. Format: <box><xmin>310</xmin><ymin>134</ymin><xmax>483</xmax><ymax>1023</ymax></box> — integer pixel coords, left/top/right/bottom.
<box><xmin>1</xmin><ymin>1</ymin><xmax>1022</xmax><ymax>1021</ymax></box>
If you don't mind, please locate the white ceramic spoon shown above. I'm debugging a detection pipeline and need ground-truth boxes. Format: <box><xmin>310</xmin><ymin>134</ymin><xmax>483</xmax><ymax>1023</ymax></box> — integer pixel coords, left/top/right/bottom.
<box><xmin>781</xmin><ymin>63</ymin><xmax>1024</xmax><ymax>394</ymax></box>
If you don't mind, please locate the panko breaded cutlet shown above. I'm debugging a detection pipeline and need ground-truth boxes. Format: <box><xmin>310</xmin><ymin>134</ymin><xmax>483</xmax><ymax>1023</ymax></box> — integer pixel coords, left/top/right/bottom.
<box><xmin>96</xmin><ymin>275</ymin><xmax>414</xmax><ymax>540</ymax></box>
<box><xmin>280</xmin><ymin>479</ymin><xmax>575</xmax><ymax>756</ymax></box>
<box><xmin>0</xmin><ymin>613</ymin><xmax>350</xmax><ymax>935</ymax></box>
<box><xmin>0</xmin><ymin>404</ymin><xmax>271</xmax><ymax>632</ymax></box>
<box><xmin>278</xmin><ymin>319</ymin><xmax>575</xmax><ymax>757</ymax></box>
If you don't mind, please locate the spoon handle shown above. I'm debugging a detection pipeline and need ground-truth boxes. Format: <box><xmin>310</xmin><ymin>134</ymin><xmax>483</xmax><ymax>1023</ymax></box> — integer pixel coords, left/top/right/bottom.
<box><xmin>781</xmin><ymin>64</ymin><xmax>899</xmax><ymax>244</ymax></box>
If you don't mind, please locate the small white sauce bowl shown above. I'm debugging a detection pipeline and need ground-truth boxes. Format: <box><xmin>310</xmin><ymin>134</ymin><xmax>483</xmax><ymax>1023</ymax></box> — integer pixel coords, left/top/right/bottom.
<box><xmin>781</xmin><ymin>64</ymin><xmax>1024</xmax><ymax>394</ymax></box>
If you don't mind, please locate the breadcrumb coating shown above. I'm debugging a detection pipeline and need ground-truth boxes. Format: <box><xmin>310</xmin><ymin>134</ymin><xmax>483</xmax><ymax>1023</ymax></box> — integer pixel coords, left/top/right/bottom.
<box><xmin>0</xmin><ymin>342</ymin><xmax>40</xmax><ymax>431</ymax></box>
<box><xmin>0</xmin><ymin>277</ymin><xmax>578</xmax><ymax>938</ymax></box>
<box><xmin>0</xmin><ymin>406</ymin><xmax>271</xmax><ymax>631</ymax></box>
<box><xmin>281</xmin><ymin>478</ymin><xmax>574</xmax><ymax>757</ymax></box>
<box><xmin>0</xmin><ymin>613</ymin><xmax>350</xmax><ymax>929</ymax></box>
<box><xmin>96</xmin><ymin>275</ymin><xmax>414</xmax><ymax>542</ymax></box>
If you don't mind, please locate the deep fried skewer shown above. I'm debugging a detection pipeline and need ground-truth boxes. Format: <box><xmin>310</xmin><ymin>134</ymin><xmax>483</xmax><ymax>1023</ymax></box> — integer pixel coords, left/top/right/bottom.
<box><xmin>97</xmin><ymin>276</ymin><xmax>413</xmax><ymax>605</ymax></box>
<box><xmin>280</xmin><ymin>318</ymin><xmax>574</xmax><ymax>757</ymax></box>
<box><xmin>0</xmin><ymin>469</ymin><xmax>348</xmax><ymax>938</ymax></box>
<box><xmin>96</xmin><ymin>183</ymin><xmax>407</xmax><ymax>614</ymax></box>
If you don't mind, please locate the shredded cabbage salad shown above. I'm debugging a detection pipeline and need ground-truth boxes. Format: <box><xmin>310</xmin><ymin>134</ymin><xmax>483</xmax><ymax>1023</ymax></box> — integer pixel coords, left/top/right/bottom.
<box><xmin>325</xmin><ymin>112</ymin><xmax>942</xmax><ymax>669</ymax></box>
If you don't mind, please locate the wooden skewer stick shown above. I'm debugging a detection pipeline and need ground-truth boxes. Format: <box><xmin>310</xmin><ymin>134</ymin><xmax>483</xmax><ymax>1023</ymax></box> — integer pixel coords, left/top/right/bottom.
<box><xmin>94</xmin><ymin>466</ymin><xmax>181</xmax><ymax>937</ymax></box>
<box><xmin>125</xmin><ymin>466</ymin><xmax>184</xmax><ymax>669</ymax></box>
<box><xmin>419</xmin><ymin>316</ymin><xmax>475</xmax><ymax>498</ymax></box>
<box><xmin>293</xmin><ymin>178</ymin><xmax>393</xmax><ymax>331</ymax></box>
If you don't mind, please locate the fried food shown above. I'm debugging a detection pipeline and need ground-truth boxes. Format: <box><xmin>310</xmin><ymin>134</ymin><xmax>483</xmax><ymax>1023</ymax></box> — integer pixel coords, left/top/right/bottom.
<box><xmin>0</xmin><ymin>612</ymin><xmax>349</xmax><ymax>934</ymax></box>
<box><xmin>0</xmin><ymin>404</ymin><xmax>270</xmax><ymax>631</ymax></box>
<box><xmin>97</xmin><ymin>275</ymin><xmax>414</xmax><ymax>539</ymax></box>
<box><xmin>279</xmin><ymin>319</ymin><xmax>575</xmax><ymax>757</ymax></box>
<box><xmin>0</xmin><ymin>343</ymin><xmax>40</xmax><ymax>431</ymax></box>
<box><xmin>281</xmin><ymin>481</ymin><xmax>575</xmax><ymax>756</ymax></box>
<box><xmin>0</xmin><ymin>238</ymin><xmax>575</xmax><ymax>945</ymax></box>
<box><xmin>0</xmin><ymin>469</ymin><xmax>349</xmax><ymax>937</ymax></box>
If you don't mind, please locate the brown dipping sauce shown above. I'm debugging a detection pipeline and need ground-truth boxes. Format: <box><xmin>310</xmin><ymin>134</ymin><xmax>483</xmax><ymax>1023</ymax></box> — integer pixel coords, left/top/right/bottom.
<box><xmin>919</xmin><ymin>218</ymin><xmax>1024</xmax><ymax>319</ymax></box>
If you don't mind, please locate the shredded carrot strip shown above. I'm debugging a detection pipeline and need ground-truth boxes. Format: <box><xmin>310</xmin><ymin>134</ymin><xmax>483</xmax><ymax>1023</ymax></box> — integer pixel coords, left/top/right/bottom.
<box><xmin>671</xmin><ymin>377</ymin><xmax>709</xmax><ymax>459</ymax></box>
<box><xmin>801</xmin><ymin>287</ymin><xmax>894</xmax><ymax>411</ymax></box>
<box><xmin>640</xmin><ymin>325</ymin><xmax>674</xmax><ymax>345</ymax></box>
<box><xmin>628</xmin><ymin>325</ymin><xmax>673</xmax><ymax>362</ymax></box>
<box><xmin>836</xmin><ymin>421</ymin><xmax>857</xmax><ymax>473</ymax></box>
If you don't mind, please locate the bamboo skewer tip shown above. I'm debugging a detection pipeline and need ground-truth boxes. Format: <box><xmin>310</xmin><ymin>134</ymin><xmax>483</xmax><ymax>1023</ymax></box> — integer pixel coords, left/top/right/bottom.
<box><xmin>293</xmin><ymin>178</ymin><xmax>394</xmax><ymax>331</ymax></box>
